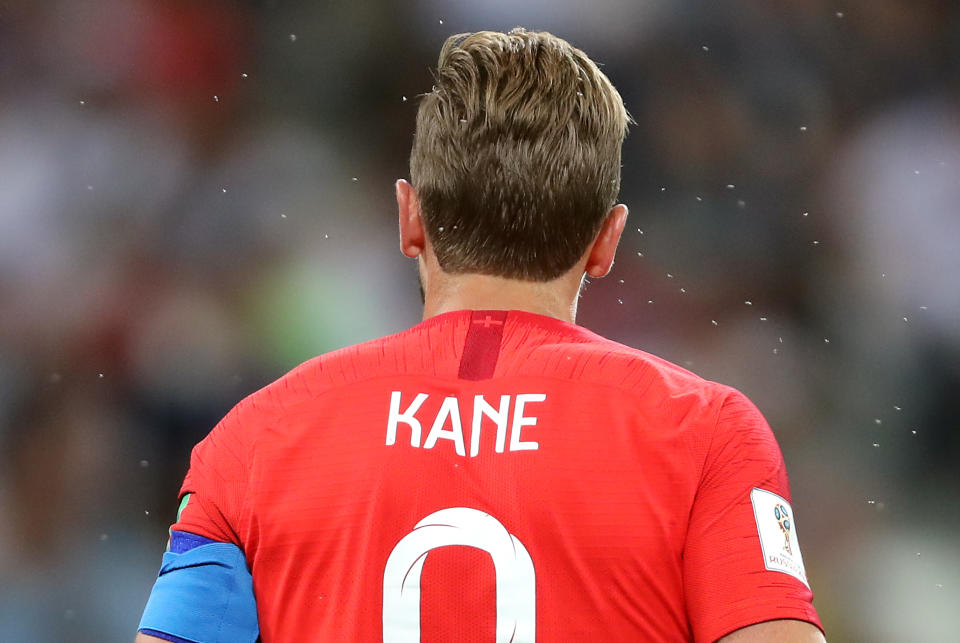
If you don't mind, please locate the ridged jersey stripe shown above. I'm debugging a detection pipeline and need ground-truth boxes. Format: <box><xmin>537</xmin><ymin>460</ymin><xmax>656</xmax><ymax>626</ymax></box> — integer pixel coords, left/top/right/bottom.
<box><xmin>458</xmin><ymin>310</ymin><xmax>509</xmax><ymax>380</ymax></box>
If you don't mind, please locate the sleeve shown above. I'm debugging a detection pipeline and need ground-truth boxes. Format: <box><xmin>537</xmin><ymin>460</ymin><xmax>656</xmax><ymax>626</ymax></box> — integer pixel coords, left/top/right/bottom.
<box><xmin>683</xmin><ymin>389</ymin><xmax>823</xmax><ymax>643</ymax></box>
<box><xmin>137</xmin><ymin>400</ymin><xmax>262</xmax><ymax>642</ymax></box>
<box><xmin>172</xmin><ymin>401</ymin><xmax>254</xmax><ymax>547</ymax></box>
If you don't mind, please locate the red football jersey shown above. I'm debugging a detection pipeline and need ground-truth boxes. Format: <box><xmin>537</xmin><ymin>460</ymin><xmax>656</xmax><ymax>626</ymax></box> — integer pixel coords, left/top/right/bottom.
<box><xmin>172</xmin><ymin>309</ymin><xmax>821</xmax><ymax>642</ymax></box>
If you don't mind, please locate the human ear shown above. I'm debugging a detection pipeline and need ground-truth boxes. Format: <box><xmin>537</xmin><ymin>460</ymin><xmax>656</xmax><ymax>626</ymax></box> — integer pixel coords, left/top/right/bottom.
<box><xmin>585</xmin><ymin>204</ymin><xmax>628</xmax><ymax>278</ymax></box>
<box><xmin>397</xmin><ymin>179</ymin><xmax>425</xmax><ymax>259</ymax></box>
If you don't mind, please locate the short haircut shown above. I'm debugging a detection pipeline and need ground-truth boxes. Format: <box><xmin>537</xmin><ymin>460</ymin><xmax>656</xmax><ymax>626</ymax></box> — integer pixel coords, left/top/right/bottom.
<box><xmin>410</xmin><ymin>28</ymin><xmax>630</xmax><ymax>281</ymax></box>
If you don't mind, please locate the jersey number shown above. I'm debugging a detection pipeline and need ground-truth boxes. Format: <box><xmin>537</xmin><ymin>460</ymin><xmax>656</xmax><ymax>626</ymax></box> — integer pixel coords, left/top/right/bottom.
<box><xmin>382</xmin><ymin>507</ymin><xmax>536</xmax><ymax>642</ymax></box>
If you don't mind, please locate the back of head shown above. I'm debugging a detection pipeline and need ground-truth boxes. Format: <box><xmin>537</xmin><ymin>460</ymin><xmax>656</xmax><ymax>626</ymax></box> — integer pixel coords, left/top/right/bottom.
<box><xmin>411</xmin><ymin>28</ymin><xmax>630</xmax><ymax>282</ymax></box>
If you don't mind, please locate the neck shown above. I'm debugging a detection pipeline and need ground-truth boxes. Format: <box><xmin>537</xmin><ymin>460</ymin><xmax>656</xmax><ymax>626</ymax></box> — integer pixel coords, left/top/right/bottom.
<box><xmin>422</xmin><ymin>272</ymin><xmax>582</xmax><ymax>323</ymax></box>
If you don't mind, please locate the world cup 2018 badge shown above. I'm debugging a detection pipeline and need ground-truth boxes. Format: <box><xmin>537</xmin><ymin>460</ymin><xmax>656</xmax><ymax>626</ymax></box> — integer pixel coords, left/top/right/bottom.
<box><xmin>773</xmin><ymin>503</ymin><xmax>792</xmax><ymax>555</ymax></box>
<box><xmin>752</xmin><ymin>488</ymin><xmax>809</xmax><ymax>587</ymax></box>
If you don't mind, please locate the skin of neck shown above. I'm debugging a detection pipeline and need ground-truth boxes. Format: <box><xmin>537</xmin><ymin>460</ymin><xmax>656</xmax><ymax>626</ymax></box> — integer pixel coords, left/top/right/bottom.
<box><xmin>396</xmin><ymin>179</ymin><xmax>628</xmax><ymax>325</ymax></box>
<box><xmin>418</xmin><ymin>249</ymin><xmax>586</xmax><ymax>323</ymax></box>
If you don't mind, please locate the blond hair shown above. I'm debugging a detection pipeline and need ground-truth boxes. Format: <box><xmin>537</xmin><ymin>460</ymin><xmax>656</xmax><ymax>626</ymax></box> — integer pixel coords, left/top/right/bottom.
<box><xmin>410</xmin><ymin>28</ymin><xmax>630</xmax><ymax>281</ymax></box>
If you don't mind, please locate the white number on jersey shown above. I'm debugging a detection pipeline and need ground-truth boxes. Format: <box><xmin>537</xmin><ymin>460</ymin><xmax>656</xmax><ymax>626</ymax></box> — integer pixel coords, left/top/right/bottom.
<box><xmin>382</xmin><ymin>507</ymin><xmax>536</xmax><ymax>642</ymax></box>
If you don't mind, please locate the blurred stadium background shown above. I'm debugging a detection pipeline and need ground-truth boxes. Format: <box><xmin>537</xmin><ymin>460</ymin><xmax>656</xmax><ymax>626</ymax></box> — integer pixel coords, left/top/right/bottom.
<box><xmin>1</xmin><ymin>1</ymin><xmax>958</xmax><ymax>640</ymax></box>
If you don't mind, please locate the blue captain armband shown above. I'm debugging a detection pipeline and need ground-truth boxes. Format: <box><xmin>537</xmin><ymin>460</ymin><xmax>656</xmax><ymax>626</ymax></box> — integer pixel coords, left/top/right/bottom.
<box><xmin>138</xmin><ymin>531</ymin><xmax>259</xmax><ymax>643</ymax></box>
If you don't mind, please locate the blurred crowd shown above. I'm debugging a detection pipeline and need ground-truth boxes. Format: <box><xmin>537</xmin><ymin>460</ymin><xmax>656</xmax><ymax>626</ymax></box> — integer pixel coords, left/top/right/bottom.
<box><xmin>1</xmin><ymin>1</ymin><xmax>958</xmax><ymax>640</ymax></box>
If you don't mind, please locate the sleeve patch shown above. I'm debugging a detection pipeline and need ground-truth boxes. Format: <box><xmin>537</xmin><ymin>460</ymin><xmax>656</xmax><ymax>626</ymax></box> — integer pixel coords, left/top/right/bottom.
<box><xmin>750</xmin><ymin>488</ymin><xmax>809</xmax><ymax>587</ymax></box>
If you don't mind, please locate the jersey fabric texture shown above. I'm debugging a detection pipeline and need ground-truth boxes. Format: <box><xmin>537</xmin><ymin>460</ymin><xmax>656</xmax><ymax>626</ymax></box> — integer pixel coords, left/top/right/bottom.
<box><xmin>165</xmin><ymin>309</ymin><xmax>821</xmax><ymax>642</ymax></box>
